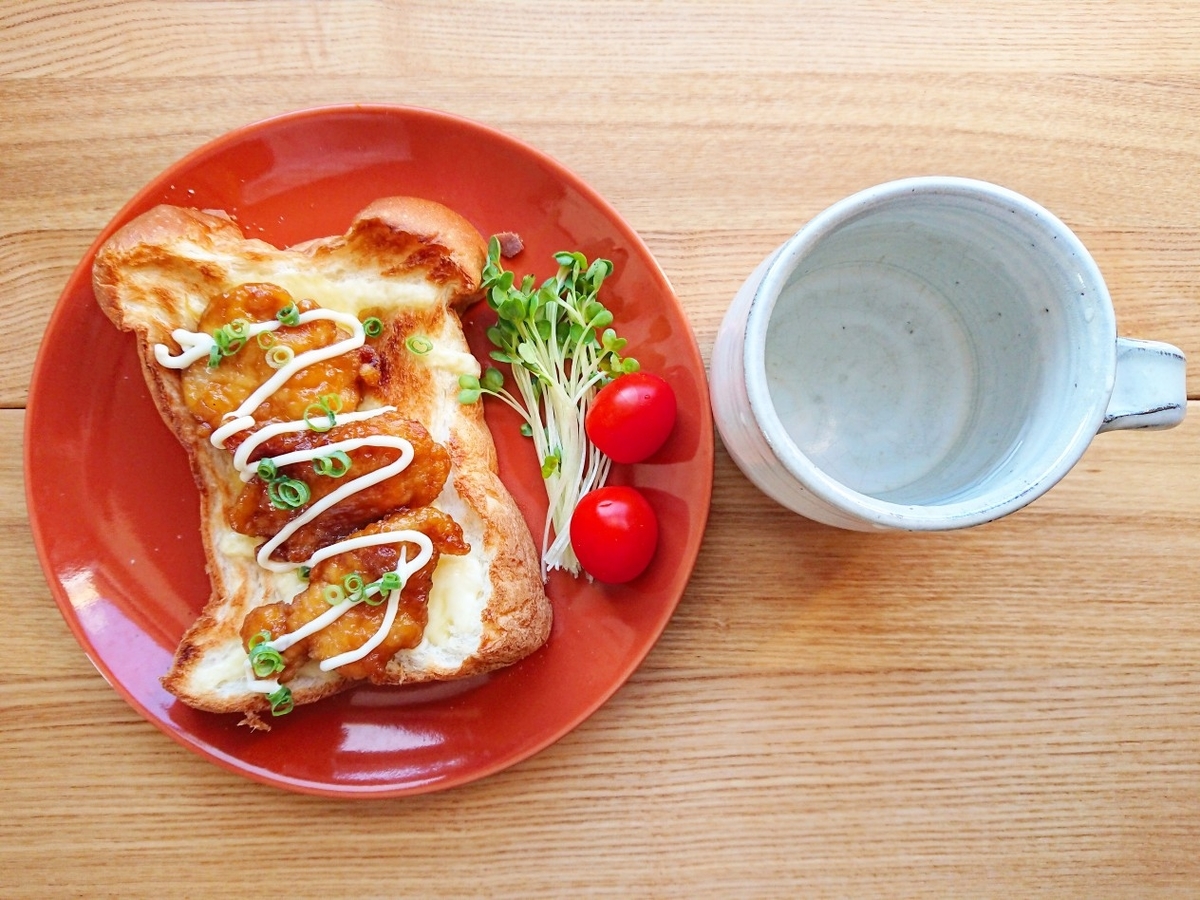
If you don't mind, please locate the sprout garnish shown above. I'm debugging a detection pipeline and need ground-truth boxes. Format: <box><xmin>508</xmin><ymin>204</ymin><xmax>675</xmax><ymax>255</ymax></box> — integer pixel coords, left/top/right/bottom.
<box><xmin>460</xmin><ymin>237</ymin><xmax>638</xmax><ymax>578</ymax></box>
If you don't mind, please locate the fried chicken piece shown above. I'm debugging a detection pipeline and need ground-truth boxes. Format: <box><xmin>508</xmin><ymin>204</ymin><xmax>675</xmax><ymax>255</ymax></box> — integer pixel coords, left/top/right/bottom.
<box><xmin>241</xmin><ymin>507</ymin><xmax>470</xmax><ymax>683</ymax></box>
<box><xmin>229</xmin><ymin>411</ymin><xmax>451</xmax><ymax>563</ymax></box>
<box><xmin>179</xmin><ymin>283</ymin><xmax>377</xmax><ymax>434</ymax></box>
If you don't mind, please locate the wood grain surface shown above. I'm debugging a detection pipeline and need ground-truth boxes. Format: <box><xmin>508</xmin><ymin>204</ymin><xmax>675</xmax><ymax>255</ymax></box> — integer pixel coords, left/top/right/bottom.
<box><xmin>3</xmin><ymin>2</ymin><xmax>1198</xmax><ymax>897</ymax></box>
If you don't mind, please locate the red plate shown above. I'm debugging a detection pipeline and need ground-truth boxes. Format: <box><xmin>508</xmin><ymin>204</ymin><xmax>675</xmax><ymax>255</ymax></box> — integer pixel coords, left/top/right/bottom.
<box><xmin>25</xmin><ymin>105</ymin><xmax>712</xmax><ymax>797</ymax></box>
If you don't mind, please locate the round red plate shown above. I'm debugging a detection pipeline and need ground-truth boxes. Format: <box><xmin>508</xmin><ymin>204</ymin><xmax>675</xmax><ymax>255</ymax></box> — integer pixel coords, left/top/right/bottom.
<box><xmin>25</xmin><ymin>105</ymin><xmax>713</xmax><ymax>797</ymax></box>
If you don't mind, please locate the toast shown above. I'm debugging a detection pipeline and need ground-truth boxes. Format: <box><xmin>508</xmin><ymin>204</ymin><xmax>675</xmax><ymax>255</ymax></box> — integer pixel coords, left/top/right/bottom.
<box><xmin>93</xmin><ymin>197</ymin><xmax>551</xmax><ymax>729</ymax></box>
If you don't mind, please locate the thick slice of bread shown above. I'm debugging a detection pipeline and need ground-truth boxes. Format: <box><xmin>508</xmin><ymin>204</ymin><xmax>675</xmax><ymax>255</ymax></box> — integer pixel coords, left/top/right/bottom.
<box><xmin>93</xmin><ymin>197</ymin><xmax>550</xmax><ymax>728</ymax></box>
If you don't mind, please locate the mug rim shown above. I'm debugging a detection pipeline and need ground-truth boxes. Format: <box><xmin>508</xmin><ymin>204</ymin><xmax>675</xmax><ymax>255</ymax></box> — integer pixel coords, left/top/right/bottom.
<box><xmin>742</xmin><ymin>175</ymin><xmax>1118</xmax><ymax>529</ymax></box>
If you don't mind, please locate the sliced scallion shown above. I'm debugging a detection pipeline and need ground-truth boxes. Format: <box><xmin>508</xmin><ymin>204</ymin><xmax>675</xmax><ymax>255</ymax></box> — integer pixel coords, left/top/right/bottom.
<box><xmin>247</xmin><ymin>629</ymin><xmax>271</xmax><ymax>651</ymax></box>
<box><xmin>302</xmin><ymin>393</ymin><xmax>343</xmax><ymax>432</ymax></box>
<box><xmin>342</xmin><ymin>573</ymin><xmax>365</xmax><ymax>602</ymax></box>
<box><xmin>267</xmin><ymin>685</ymin><xmax>293</xmax><ymax>717</ymax></box>
<box><xmin>268</xmin><ymin>477</ymin><xmax>310</xmax><ymax>510</ymax></box>
<box><xmin>276</xmin><ymin>303</ymin><xmax>301</xmax><ymax>326</ymax></box>
<box><xmin>207</xmin><ymin>319</ymin><xmax>252</xmax><ymax>368</ymax></box>
<box><xmin>312</xmin><ymin>449</ymin><xmax>352</xmax><ymax>478</ymax></box>
<box><xmin>265</xmin><ymin>345</ymin><xmax>294</xmax><ymax>369</ymax></box>
<box><xmin>256</xmin><ymin>458</ymin><xmax>278</xmax><ymax>482</ymax></box>
<box><xmin>248</xmin><ymin>642</ymin><xmax>285</xmax><ymax>678</ymax></box>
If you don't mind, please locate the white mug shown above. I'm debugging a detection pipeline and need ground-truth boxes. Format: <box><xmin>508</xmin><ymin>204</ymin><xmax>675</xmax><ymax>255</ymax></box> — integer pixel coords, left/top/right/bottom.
<box><xmin>710</xmin><ymin>177</ymin><xmax>1187</xmax><ymax>531</ymax></box>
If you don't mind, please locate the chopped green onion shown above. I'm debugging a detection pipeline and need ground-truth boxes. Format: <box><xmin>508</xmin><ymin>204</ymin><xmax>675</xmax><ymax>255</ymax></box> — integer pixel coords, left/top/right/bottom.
<box><xmin>303</xmin><ymin>404</ymin><xmax>333</xmax><ymax>432</ymax></box>
<box><xmin>323</xmin><ymin>584</ymin><xmax>347</xmax><ymax>605</ymax></box>
<box><xmin>259</xmin><ymin>456</ymin><xmax>311</xmax><ymax>510</ymax></box>
<box><xmin>276</xmin><ymin>303</ymin><xmax>301</xmax><ymax>326</ymax></box>
<box><xmin>363</xmin><ymin>316</ymin><xmax>384</xmax><ymax>338</ymax></box>
<box><xmin>207</xmin><ymin>319</ymin><xmax>255</xmax><ymax>368</ymax></box>
<box><xmin>212</xmin><ymin>328</ymin><xmax>243</xmax><ymax>356</ymax></box>
<box><xmin>312</xmin><ymin>450</ymin><xmax>352</xmax><ymax>478</ymax></box>
<box><xmin>267</xmin><ymin>685</ymin><xmax>293</xmax><ymax>717</ymax></box>
<box><xmin>265</xmin><ymin>344</ymin><xmax>294</xmax><ymax>369</ymax></box>
<box><xmin>256</xmin><ymin>331</ymin><xmax>276</xmax><ymax>349</ymax></box>
<box><xmin>248</xmin><ymin>642</ymin><xmax>285</xmax><ymax>678</ymax></box>
<box><xmin>342</xmin><ymin>573</ymin><xmax>365</xmax><ymax>602</ymax></box>
<box><xmin>363</xmin><ymin>570</ymin><xmax>402</xmax><ymax>606</ymax></box>
<box><xmin>407</xmin><ymin>336</ymin><xmax>433</xmax><ymax>355</ymax></box>
<box><xmin>303</xmin><ymin>394</ymin><xmax>343</xmax><ymax>432</ymax></box>
<box><xmin>298</xmin><ymin>566</ymin><xmax>311</xmax><ymax>581</ymax></box>
<box><xmin>268</xmin><ymin>477</ymin><xmax>310</xmax><ymax>510</ymax></box>
<box><xmin>247</xmin><ymin>629</ymin><xmax>271</xmax><ymax>651</ymax></box>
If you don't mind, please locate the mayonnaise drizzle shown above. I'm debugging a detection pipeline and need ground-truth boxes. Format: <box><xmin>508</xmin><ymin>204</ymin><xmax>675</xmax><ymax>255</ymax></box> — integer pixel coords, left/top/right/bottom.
<box><xmin>155</xmin><ymin>329</ymin><xmax>217</xmax><ymax>369</ymax></box>
<box><xmin>155</xmin><ymin>303</ymin><xmax>440</xmax><ymax>686</ymax></box>
<box><xmin>232</xmin><ymin>407</ymin><xmax>394</xmax><ymax>479</ymax></box>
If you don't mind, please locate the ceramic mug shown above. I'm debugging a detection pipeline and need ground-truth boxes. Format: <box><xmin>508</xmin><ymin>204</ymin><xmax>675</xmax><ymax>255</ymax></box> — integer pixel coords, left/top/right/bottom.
<box><xmin>710</xmin><ymin>176</ymin><xmax>1187</xmax><ymax>531</ymax></box>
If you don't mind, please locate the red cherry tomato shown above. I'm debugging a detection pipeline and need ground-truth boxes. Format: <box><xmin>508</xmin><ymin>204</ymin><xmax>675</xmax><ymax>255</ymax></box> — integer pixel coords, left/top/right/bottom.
<box><xmin>586</xmin><ymin>372</ymin><xmax>677</xmax><ymax>464</ymax></box>
<box><xmin>570</xmin><ymin>486</ymin><xmax>659</xmax><ymax>584</ymax></box>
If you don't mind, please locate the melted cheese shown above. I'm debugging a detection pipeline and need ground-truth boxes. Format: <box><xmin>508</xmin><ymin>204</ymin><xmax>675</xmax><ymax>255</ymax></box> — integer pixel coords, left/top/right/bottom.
<box><xmin>171</xmin><ymin>240</ymin><xmax>443</xmax><ymax>317</ymax></box>
<box><xmin>217</xmin><ymin>532</ymin><xmax>309</xmax><ymax>603</ymax></box>
<box><xmin>425</xmin><ymin>552</ymin><xmax>486</xmax><ymax>646</ymax></box>
<box><xmin>237</xmin><ymin>268</ymin><xmax>442</xmax><ymax>316</ymax></box>
<box><xmin>420</xmin><ymin>339</ymin><xmax>481</xmax><ymax>376</ymax></box>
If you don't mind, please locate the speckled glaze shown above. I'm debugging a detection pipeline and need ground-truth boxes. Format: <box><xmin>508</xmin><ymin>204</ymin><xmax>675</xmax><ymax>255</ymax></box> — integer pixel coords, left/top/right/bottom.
<box><xmin>710</xmin><ymin>177</ymin><xmax>1186</xmax><ymax>531</ymax></box>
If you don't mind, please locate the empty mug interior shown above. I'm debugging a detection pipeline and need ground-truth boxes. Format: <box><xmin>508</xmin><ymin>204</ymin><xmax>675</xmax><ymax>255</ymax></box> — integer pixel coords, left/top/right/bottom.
<box><xmin>758</xmin><ymin>185</ymin><xmax>1114</xmax><ymax>519</ymax></box>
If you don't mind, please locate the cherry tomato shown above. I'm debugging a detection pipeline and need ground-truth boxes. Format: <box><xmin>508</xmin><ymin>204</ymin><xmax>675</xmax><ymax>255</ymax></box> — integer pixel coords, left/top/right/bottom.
<box><xmin>586</xmin><ymin>372</ymin><xmax>677</xmax><ymax>464</ymax></box>
<box><xmin>570</xmin><ymin>486</ymin><xmax>658</xmax><ymax>584</ymax></box>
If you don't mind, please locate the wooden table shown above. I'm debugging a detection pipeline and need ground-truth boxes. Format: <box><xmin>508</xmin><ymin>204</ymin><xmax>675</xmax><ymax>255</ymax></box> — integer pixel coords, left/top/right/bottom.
<box><xmin>4</xmin><ymin>2</ymin><xmax>1198</xmax><ymax>896</ymax></box>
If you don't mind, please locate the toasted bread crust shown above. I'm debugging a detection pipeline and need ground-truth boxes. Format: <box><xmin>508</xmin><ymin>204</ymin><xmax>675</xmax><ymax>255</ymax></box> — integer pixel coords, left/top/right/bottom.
<box><xmin>94</xmin><ymin>198</ymin><xmax>550</xmax><ymax>723</ymax></box>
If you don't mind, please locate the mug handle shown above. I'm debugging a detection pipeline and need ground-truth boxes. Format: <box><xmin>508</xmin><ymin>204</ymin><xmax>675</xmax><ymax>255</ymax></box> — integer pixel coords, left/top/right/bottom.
<box><xmin>1098</xmin><ymin>338</ymin><xmax>1187</xmax><ymax>433</ymax></box>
